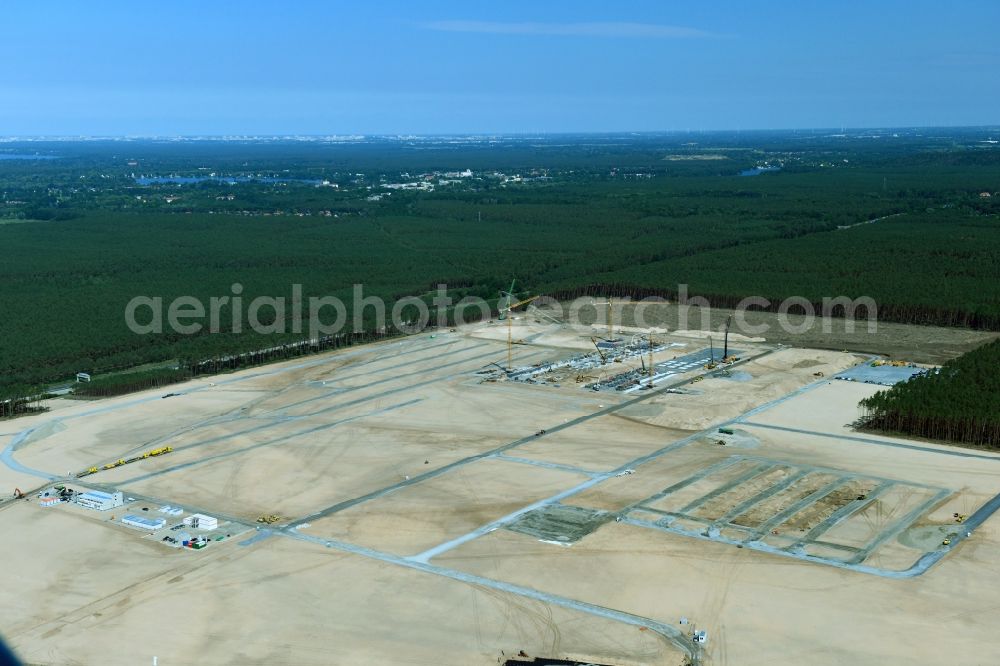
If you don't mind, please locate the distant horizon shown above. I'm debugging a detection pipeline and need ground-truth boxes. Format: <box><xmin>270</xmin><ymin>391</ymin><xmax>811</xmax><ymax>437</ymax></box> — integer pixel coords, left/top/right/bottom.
<box><xmin>2</xmin><ymin>125</ymin><xmax>999</xmax><ymax>141</ymax></box>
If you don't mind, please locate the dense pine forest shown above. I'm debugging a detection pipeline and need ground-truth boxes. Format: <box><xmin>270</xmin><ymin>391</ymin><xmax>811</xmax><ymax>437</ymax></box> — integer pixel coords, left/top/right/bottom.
<box><xmin>1</xmin><ymin>130</ymin><xmax>999</xmax><ymax>405</ymax></box>
<box><xmin>858</xmin><ymin>340</ymin><xmax>1000</xmax><ymax>447</ymax></box>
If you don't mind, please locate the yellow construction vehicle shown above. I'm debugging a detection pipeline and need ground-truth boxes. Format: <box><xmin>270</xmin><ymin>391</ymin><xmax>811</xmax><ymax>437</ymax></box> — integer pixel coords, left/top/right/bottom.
<box><xmin>813</xmin><ymin>371</ymin><xmax>825</xmax><ymax>378</ymax></box>
<box><xmin>873</xmin><ymin>359</ymin><xmax>912</xmax><ymax>368</ymax></box>
<box><xmin>79</xmin><ymin>445</ymin><xmax>172</xmax><ymax>478</ymax></box>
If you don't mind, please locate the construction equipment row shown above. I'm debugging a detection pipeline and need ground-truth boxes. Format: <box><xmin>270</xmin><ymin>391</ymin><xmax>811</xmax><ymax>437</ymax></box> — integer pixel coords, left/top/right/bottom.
<box><xmin>871</xmin><ymin>360</ymin><xmax>915</xmax><ymax>368</ymax></box>
<box><xmin>76</xmin><ymin>446</ymin><xmax>173</xmax><ymax>478</ymax></box>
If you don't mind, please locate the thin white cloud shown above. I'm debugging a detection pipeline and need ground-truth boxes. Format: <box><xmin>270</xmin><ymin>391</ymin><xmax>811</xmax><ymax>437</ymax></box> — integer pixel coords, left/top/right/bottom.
<box><xmin>420</xmin><ymin>20</ymin><xmax>715</xmax><ymax>39</ymax></box>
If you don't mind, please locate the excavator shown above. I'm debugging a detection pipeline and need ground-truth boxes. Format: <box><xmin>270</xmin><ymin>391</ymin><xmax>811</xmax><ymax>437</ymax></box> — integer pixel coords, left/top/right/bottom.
<box><xmin>12</xmin><ymin>488</ymin><xmax>24</xmax><ymax>500</ymax></box>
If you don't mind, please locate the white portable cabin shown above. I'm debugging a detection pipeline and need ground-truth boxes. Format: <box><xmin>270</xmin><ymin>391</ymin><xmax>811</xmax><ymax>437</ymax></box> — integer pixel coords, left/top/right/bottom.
<box><xmin>183</xmin><ymin>513</ymin><xmax>218</xmax><ymax>530</ymax></box>
<box><xmin>122</xmin><ymin>514</ymin><xmax>166</xmax><ymax>531</ymax></box>
<box><xmin>76</xmin><ymin>490</ymin><xmax>124</xmax><ymax>511</ymax></box>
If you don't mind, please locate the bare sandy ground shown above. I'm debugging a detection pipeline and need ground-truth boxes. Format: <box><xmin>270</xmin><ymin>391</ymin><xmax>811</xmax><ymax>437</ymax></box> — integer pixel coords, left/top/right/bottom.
<box><xmin>16</xmin><ymin>388</ymin><xmax>272</xmax><ymax>476</ymax></box>
<box><xmin>437</xmin><ymin>518</ymin><xmax>1000</xmax><ymax>666</ymax></box>
<box><xmin>588</xmin><ymin>301</ymin><xmax>999</xmax><ymax>364</ymax></box>
<box><xmin>0</xmin><ymin>459</ymin><xmax>42</xmax><ymax>496</ymax></box>
<box><xmin>747</xmin><ymin>379</ymin><xmax>882</xmax><ymax>432</ymax></box>
<box><xmin>0</xmin><ymin>500</ymin><xmax>190</xmax><ymax>638</ymax></box>
<box><xmin>2</xmin><ymin>320</ymin><xmax>998</xmax><ymax>665</ymax></box>
<box><xmin>614</xmin><ymin>348</ymin><xmax>860</xmax><ymax>431</ymax></box>
<box><xmin>510</xmin><ymin>417</ymin><xmax>694</xmax><ymax>471</ymax></box>
<box><xmin>4</xmin><ymin>503</ymin><xmax>680</xmax><ymax>666</ymax></box>
<box><xmin>305</xmin><ymin>458</ymin><xmax>586</xmax><ymax>556</ymax></box>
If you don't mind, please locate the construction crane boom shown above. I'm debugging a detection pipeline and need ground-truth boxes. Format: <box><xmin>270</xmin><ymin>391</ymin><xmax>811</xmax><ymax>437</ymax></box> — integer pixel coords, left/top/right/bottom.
<box><xmin>723</xmin><ymin>315</ymin><xmax>733</xmax><ymax>359</ymax></box>
<box><xmin>501</xmin><ymin>295</ymin><xmax>539</xmax><ymax>315</ymax></box>
<box><xmin>606</xmin><ymin>296</ymin><xmax>614</xmax><ymax>339</ymax></box>
<box><xmin>705</xmin><ymin>336</ymin><xmax>718</xmax><ymax>370</ymax></box>
<box><xmin>591</xmin><ymin>337</ymin><xmax>608</xmax><ymax>363</ymax></box>
<box><xmin>500</xmin><ymin>278</ymin><xmax>517</xmax><ymax>313</ymax></box>
<box><xmin>648</xmin><ymin>333</ymin><xmax>655</xmax><ymax>387</ymax></box>
<box><xmin>503</xmin><ymin>294</ymin><xmax>540</xmax><ymax>370</ymax></box>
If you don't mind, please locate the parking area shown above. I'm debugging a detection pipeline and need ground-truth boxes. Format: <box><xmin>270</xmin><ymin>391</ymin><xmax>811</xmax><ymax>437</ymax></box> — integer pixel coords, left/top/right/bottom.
<box><xmin>835</xmin><ymin>363</ymin><xmax>927</xmax><ymax>385</ymax></box>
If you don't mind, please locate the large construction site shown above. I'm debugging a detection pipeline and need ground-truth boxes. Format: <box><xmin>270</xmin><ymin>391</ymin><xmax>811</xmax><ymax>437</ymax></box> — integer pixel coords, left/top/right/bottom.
<box><xmin>2</xmin><ymin>299</ymin><xmax>999</xmax><ymax>666</ymax></box>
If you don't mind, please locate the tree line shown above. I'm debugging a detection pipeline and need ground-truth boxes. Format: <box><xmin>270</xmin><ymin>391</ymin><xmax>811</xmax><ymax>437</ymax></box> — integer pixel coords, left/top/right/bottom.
<box><xmin>857</xmin><ymin>339</ymin><xmax>1000</xmax><ymax>447</ymax></box>
<box><xmin>1</xmin><ymin>140</ymin><xmax>998</xmax><ymax>403</ymax></box>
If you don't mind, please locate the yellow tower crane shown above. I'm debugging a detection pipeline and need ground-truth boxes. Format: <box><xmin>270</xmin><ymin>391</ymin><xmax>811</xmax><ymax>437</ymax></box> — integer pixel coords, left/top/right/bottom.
<box><xmin>606</xmin><ymin>296</ymin><xmax>614</xmax><ymax>339</ymax></box>
<box><xmin>648</xmin><ymin>333</ymin><xmax>656</xmax><ymax>387</ymax></box>
<box><xmin>500</xmin><ymin>295</ymin><xmax>540</xmax><ymax>371</ymax></box>
<box><xmin>644</xmin><ymin>332</ymin><xmax>665</xmax><ymax>388</ymax></box>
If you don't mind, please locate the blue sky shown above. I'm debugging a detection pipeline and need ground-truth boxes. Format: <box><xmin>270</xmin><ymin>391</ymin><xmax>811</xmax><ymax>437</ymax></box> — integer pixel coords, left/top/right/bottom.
<box><xmin>1</xmin><ymin>1</ymin><xmax>997</xmax><ymax>134</ymax></box>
